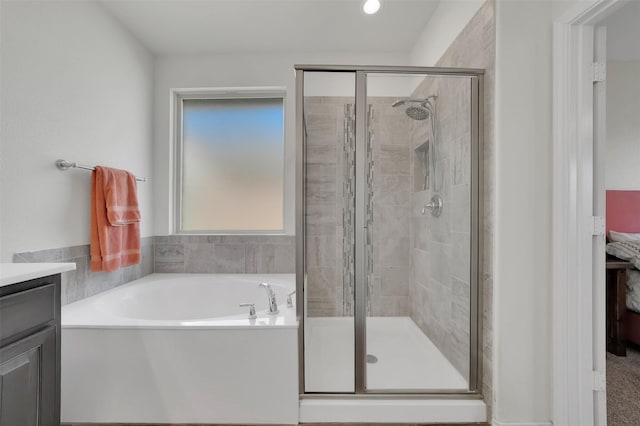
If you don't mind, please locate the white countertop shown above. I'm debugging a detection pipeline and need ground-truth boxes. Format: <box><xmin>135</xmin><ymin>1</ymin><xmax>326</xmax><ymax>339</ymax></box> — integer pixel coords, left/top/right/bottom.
<box><xmin>0</xmin><ymin>263</ymin><xmax>76</xmax><ymax>288</ymax></box>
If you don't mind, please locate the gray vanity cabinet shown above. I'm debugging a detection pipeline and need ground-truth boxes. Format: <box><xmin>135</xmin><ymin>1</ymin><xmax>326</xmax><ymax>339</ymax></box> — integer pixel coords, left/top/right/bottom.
<box><xmin>0</xmin><ymin>275</ymin><xmax>61</xmax><ymax>426</ymax></box>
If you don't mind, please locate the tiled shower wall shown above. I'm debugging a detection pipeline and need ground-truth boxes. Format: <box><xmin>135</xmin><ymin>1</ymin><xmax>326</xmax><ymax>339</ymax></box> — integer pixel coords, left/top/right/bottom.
<box><xmin>409</xmin><ymin>0</ymin><xmax>495</xmax><ymax>407</ymax></box>
<box><xmin>369</xmin><ymin>99</ymin><xmax>413</xmax><ymax>316</ymax></box>
<box><xmin>14</xmin><ymin>235</ymin><xmax>294</xmax><ymax>306</ymax></box>
<box><xmin>409</xmin><ymin>76</ymin><xmax>472</xmax><ymax>380</ymax></box>
<box><xmin>304</xmin><ymin>96</ymin><xmax>349</xmax><ymax>317</ymax></box>
<box><xmin>304</xmin><ymin>96</ymin><xmax>412</xmax><ymax>317</ymax></box>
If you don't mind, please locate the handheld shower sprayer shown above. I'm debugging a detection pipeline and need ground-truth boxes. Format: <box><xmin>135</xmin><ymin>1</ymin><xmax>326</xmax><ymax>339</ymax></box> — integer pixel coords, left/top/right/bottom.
<box><xmin>391</xmin><ymin>95</ymin><xmax>439</xmax><ymax>191</ymax></box>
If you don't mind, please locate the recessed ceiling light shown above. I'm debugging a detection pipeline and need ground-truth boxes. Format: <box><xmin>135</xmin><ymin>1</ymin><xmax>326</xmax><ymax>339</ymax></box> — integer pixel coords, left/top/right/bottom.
<box><xmin>363</xmin><ymin>0</ymin><xmax>381</xmax><ymax>15</ymax></box>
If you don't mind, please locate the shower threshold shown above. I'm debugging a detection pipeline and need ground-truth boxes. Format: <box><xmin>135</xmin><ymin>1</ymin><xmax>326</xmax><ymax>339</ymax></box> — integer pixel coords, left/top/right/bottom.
<box><xmin>299</xmin><ymin>397</ymin><xmax>486</xmax><ymax>423</ymax></box>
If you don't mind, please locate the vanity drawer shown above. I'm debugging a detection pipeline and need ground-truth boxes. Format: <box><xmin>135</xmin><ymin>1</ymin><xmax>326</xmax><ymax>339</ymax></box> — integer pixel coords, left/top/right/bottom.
<box><xmin>0</xmin><ymin>283</ymin><xmax>55</xmax><ymax>340</ymax></box>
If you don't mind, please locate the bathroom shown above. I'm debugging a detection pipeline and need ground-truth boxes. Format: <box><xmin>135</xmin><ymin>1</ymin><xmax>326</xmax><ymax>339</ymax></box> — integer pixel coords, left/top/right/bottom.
<box><xmin>1</xmin><ymin>0</ymin><xmax>503</xmax><ymax>424</ymax></box>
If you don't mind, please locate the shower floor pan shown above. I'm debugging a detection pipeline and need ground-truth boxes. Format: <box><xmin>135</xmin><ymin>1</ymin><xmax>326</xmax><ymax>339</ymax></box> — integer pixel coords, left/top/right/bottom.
<box><xmin>301</xmin><ymin>317</ymin><xmax>485</xmax><ymax>423</ymax></box>
<box><xmin>305</xmin><ymin>316</ymin><xmax>468</xmax><ymax>391</ymax></box>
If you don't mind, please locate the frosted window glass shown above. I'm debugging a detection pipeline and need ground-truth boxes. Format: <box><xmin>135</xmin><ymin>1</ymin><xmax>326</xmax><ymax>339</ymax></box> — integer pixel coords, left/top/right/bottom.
<box><xmin>181</xmin><ymin>98</ymin><xmax>284</xmax><ymax>231</ymax></box>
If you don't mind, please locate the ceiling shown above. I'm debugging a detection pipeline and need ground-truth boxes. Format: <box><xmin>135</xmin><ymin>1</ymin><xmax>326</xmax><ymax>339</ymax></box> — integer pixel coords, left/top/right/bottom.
<box><xmin>600</xmin><ymin>0</ymin><xmax>640</xmax><ymax>61</ymax></box>
<box><xmin>99</xmin><ymin>0</ymin><xmax>440</xmax><ymax>56</ymax></box>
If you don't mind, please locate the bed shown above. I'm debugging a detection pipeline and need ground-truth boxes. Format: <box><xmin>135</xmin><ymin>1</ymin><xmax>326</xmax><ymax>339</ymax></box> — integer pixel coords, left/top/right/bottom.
<box><xmin>605</xmin><ymin>190</ymin><xmax>640</xmax><ymax>356</ymax></box>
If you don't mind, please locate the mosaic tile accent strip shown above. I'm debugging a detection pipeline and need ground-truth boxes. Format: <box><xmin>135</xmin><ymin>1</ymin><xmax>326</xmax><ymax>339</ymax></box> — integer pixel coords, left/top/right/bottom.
<box><xmin>365</xmin><ymin>104</ymin><xmax>375</xmax><ymax>316</ymax></box>
<box><xmin>342</xmin><ymin>103</ymin><xmax>356</xmax><ymax>316</ymax></box>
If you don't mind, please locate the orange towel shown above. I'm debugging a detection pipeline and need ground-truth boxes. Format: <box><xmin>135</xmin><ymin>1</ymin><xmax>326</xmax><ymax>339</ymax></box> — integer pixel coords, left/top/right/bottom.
<box><xmin>103</xmin><ymin>167</ymin><xmax>141</xmax><ymax>226</ymax></box>
<box><xmin>90</xmin><ymin>166</ymin><xmax>141</xmax><ymax>272</ymax></box>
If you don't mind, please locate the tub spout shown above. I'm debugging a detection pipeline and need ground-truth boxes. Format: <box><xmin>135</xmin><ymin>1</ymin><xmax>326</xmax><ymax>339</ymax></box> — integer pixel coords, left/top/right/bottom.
<box><xmin>259</xmin><ymin>282</ymin><xmax>279</xmax><ymax>315</ymax></box>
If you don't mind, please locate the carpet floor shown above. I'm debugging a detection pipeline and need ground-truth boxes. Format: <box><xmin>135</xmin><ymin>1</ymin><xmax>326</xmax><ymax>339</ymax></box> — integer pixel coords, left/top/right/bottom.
<box><xmin>607</xmin><ymin>344</ymin><xmax>640</xmax><ymax>426</ymax></box>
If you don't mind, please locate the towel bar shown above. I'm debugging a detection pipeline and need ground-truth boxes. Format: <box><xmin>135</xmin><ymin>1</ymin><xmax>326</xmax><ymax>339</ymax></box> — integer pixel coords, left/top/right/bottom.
<box><xmin>56</xmin><ymin>159</ymin><xmax>147</xmax><ymax>182</ymax></box>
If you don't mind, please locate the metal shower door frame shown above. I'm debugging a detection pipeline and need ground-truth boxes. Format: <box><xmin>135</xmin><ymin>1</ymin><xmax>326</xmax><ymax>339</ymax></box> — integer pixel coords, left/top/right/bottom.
<box><xmin>295</xmin><ymin>65</ymin><xmax>484</xmax><ymax>398</ymax></box>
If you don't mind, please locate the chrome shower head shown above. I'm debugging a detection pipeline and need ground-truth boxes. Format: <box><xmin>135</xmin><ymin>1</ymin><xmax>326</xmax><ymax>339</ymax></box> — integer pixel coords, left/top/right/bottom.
<box><xmin>391</xmin><ymin>96</ymin><xmax>437</xmax><ymax>121</ymax></box>
<box><xmin>405</xmin><ymin>105</ymin><xmax>429</xmax><ymax>120</ymax></box>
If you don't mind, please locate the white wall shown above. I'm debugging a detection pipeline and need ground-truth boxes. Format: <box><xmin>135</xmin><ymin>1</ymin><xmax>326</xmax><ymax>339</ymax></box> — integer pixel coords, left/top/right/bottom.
<box><xmin>153</xmin><ymin>52</ymin><xmax>408</xmax><ymax>236</ymax></box>
<box><xmin>0</xmin><ymin>1</ymin><xmax>155</xmax><ymax>262</ymax></box>
<box><xmin>410</xmin><ymin>0</ymin><xmax>485</xmax><ymax>66</ymax></box>
<box><xmin>493</xmin><ymin>0</ymin><xmax>555</xmax><ymax>423</ymax></box>
<box><xmin>493</xmin><ymin>1</ymin><xmax>615</xmax><ymax>423</ymax></box>
<box><xmin>606</xmin><ymin>61</ymin><xmax>640</xmax><ymax>190</ymax></box>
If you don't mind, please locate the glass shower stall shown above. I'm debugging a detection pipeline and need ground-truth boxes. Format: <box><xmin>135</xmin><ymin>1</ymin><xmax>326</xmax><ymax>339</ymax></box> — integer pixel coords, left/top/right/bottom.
<box><xmin>295</xmin><ymin>66</ymin><xmax>483</xmax><ymax>395</ymax></box>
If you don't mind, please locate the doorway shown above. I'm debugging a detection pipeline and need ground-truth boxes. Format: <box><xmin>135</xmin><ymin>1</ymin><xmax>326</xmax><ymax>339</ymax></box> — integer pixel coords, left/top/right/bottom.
<box><xmin>552</xmin><ymin>1</ymin><xmax>640</xmax><ymax>425</ymax></box>
<box><xmin>597</xmin><ymin>3</ymin><xmax>640</xmax><ymax>425</ymax></box>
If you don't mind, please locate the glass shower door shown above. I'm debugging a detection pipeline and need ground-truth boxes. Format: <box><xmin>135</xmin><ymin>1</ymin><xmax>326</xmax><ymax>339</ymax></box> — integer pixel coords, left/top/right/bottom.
<box><xmin>301</xmin><ymin>71</ymin><xmax>356</xmax><ymax>393</ymax></box>
<box><xmin>363</xmin><ymin>72</ymin><xmax>478</xmax><ymax>392</ymax></box>
<box><xmin>297</xmin><ymin>66</ymin><xmax>482</xmax><ymax>395</ymax></box>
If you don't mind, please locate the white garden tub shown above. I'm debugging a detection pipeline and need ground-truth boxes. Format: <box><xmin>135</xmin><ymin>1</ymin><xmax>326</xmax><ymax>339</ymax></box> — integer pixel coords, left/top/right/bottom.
<box><xmin>61</xmin><ymin>273</ymin><xmax>298</xmax><ymax>424</ymax></box>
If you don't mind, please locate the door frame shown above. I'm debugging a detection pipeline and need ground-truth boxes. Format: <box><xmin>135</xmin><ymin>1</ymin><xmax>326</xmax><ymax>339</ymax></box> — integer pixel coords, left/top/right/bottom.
<box><xmin>552</xmin><ymin>1</ymin><xmax>622</xmax><ymax>424</ymax></box>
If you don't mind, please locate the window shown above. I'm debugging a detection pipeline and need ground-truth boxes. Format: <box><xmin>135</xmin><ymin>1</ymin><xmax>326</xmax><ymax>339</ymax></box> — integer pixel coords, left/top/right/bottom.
<box><xmin>174</xmin><ymin>90</ymin><xmax>285</xmax><ymax>233</ymax></box>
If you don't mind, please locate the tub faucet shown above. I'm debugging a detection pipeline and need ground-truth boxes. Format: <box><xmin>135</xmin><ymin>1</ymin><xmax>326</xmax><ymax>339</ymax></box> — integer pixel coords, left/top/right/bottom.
<box><xmin>286</xmin><ymin>290</ymin><xmax>296</xmax><ymax>308</ymax></box>
<box><xmin>259</xmin><ymin>282</ymin><xmax>279</xmax><ymax>315</ymax></box>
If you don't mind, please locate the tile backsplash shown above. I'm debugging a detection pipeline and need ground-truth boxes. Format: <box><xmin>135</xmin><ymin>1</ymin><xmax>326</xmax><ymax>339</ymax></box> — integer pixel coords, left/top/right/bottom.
<box><xmin>13</xmin><ymin>237</ymin><xmax>154</xmax><ymax>305</ymax></box>
<box><xmin>13</xmin><ymin>235</ymin><xmax>294</xmax><ymax>306</ymax></box>
<box><xmin>154</xmin><ymin>235</ymin><xmax>295</xmax><ymax>274</ymax></box>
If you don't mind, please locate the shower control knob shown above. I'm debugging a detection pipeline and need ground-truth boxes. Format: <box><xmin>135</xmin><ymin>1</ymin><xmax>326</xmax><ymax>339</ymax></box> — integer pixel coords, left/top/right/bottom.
<box><xmin>421</xmin><ymin>194</ymin><xmax>443</xmax><ymax>218</ymax></box>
